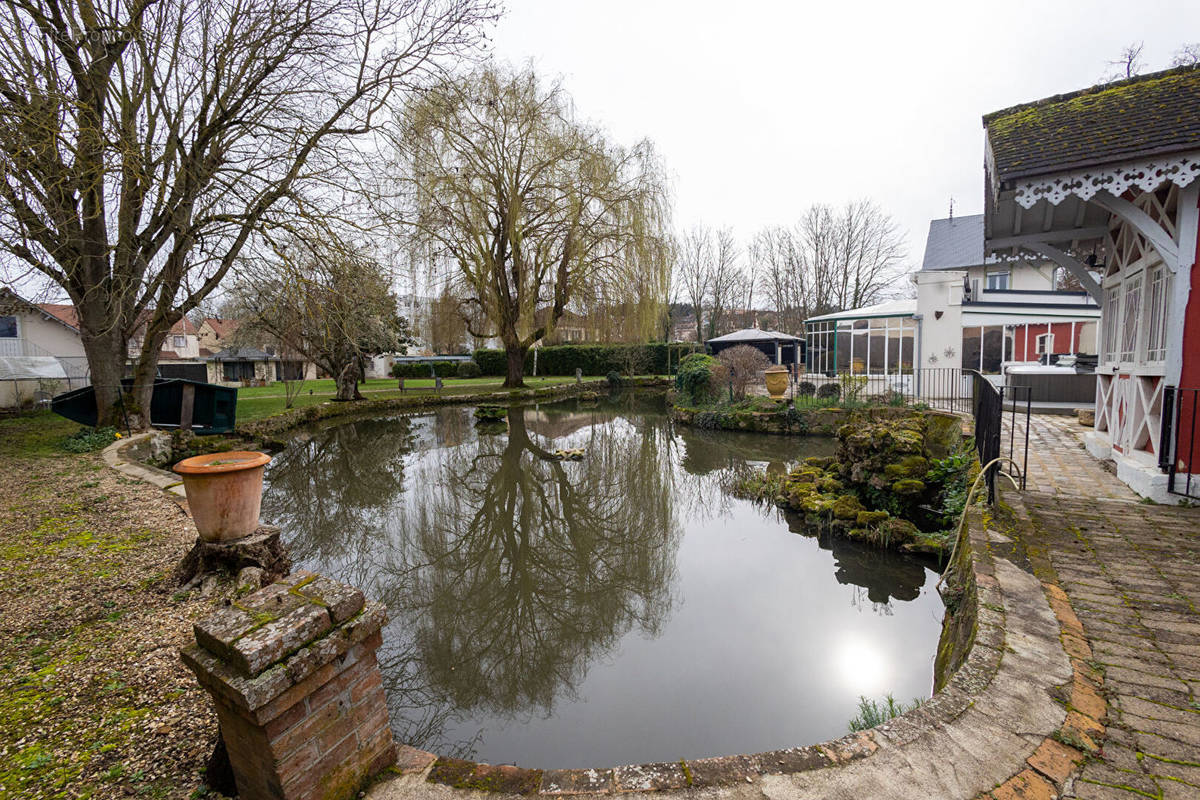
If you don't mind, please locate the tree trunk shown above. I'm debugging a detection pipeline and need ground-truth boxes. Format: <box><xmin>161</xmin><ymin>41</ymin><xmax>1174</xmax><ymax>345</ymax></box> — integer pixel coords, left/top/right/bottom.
<box><xmin>335</xmin><ymin>361</ymin><xmax>363</xmax><ymax>401</ymax></box>
<box><xmin>129</xmin><ymin>348</ymin><xmax>163</xmax><ymax>431</ymax></box>
<box><xmin>503</xmin><ymin>345</ymin><xmax>527</xmax><ymax>388</ymax></box>
<box><xmin>79</xmin><ymin>325</ymin><xmax>128</xmax><ymax>429</ymax></box>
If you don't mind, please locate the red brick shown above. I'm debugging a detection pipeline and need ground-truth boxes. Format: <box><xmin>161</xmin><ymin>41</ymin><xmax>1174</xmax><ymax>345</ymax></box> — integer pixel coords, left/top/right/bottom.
<box><xmin>1026</xmin><ymin>738</ymin><xmax>1084</xmax><ymax>785</ymax></box>
<box><xmin>992</xmin><ymin>769</ymin><xmax>1056</xmax><ymax>800</ymax></box>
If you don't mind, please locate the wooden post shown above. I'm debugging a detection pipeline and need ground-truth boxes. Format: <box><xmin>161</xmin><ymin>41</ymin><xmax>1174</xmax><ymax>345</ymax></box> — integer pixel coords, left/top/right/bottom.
<box><xmin>180</xmin><ymin>383</ymin><xmax>195</xmax><ymax>432</ymax></box>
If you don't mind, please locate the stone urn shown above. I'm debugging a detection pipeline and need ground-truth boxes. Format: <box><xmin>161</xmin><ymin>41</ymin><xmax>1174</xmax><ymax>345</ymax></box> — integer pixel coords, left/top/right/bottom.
<box><xmin>174</xmin><ymin>451</ymin><xmax>272</xmax><ymax>542</ymax></box>
<box><xmin>764</xmin><ymin>365</ymin><xmax>790</xmax><ymax>400</ymax></box>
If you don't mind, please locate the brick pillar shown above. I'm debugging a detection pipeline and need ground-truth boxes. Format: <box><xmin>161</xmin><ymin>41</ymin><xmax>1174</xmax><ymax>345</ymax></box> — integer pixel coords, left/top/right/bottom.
<box><xmin>182</xmin><ymin>571</ymin><xmax>396</xmax><ymax>800</ymax></box>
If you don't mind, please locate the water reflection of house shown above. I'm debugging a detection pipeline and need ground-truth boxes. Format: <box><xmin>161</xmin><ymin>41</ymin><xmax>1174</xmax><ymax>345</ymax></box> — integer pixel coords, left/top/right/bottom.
<box><xmin>523</xmin><ymin>408</ymin><xmax>617</xmax><ymax>440</ymax></box>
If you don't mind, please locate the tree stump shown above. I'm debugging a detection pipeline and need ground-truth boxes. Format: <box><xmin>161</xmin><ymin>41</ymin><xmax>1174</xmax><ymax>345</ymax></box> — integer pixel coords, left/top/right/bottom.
<box><xmin>172</xmin><ymin>525</ymin><xmax>291</xmax><ymax>588</ymax></box>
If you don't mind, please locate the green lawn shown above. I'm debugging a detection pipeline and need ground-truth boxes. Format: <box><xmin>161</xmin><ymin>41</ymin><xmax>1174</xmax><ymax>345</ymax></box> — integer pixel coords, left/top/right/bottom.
<box><xmin>233</xmin><ymin>376</ymin><xmax>586</xmax><ymax>422</ymax></box>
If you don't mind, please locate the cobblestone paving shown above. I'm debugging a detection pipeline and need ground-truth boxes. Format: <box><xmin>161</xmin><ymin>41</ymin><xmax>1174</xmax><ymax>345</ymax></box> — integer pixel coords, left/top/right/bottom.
<box><xmin>1011</xmin><ymin>416</ymin><xmax>1200</xmax><ymax>800</ymax></box>
<box><xmin>1006</xmin><ymin>414</ymin><xmax>1140</xmax><ymax>501</ymax></box>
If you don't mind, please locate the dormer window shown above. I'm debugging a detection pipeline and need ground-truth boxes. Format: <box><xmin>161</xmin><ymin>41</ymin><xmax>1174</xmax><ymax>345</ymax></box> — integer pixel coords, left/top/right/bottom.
<box><xmin>985</xmin><ymin>269</ymin><xmax>1010</xmax><ymax>291</ymax></box>
<box><xmin>173</xmin><ymin>335</ymin><xmax>186</xmax><ymax>348</ymax></box>
<box><xmin>0</xmin><ymin>315</ymin><xmax>17</xmax><ymax>338</ymax></box>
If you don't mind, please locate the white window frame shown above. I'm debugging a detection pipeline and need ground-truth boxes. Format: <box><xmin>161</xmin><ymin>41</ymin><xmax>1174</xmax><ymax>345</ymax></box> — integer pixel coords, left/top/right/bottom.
<box><xmin>1035</xmin><ymin>333</ymin><xmax>1054</xmax><ymax>355</ymax></box>
<box><xmin>985</xmin><ymin>270</ymin><xmax>1010</xmax><ymax>291</ymax></box>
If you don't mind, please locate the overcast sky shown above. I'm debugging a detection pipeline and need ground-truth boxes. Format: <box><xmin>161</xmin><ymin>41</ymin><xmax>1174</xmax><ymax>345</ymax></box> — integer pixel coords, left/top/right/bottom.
<box><xmin>489</xmin><ymin>0</ymin><xmax>1200</xmax><ymax>271</ymax></box>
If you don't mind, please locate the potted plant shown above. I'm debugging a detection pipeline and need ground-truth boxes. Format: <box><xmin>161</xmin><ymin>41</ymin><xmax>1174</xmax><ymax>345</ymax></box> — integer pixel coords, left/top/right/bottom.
<box><xmin>174</xmin><ymin>451</ymin><xmax>272</xmax><ymax>542</ymax></box>
<box><xmin>764</xmin><ymin>365</ymin><xmax>790</xmax><ymax>399</ymax></box>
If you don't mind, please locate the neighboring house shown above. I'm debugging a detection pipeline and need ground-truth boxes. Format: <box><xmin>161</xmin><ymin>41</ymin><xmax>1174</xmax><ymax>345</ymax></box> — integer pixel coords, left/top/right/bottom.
<box><xmin>0</xmin><ymin>289</ymin><xmax>90</xmax><ymax>408</ymax></box>
<box><xmin>980</xmin><ymin>64</ymin><xmax>1200</xmax><ymax>502</ymax></box>
<box><xmin>197</xmin><ymin>317</ymin><xmax>241</xmax><ymax>354</ymax></box>
<box><xmin>804</xmin><ymin>214</ymin><xmax>1101</xmax><ymax>381</ymax></box>
<box><xmin>207</xmin><ymin>347</ymin><xmax>281</xmax><ymax>385</ymax></box>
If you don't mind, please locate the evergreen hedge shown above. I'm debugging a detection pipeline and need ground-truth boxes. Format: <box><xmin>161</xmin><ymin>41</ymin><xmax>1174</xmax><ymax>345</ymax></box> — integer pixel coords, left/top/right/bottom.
<box><xmin>391</xmin><ymin>360</ymin><xmax>461</xmax><ymax>378</ymax></box>
<box><xmin>471</xmin><ymin>343</ymin><xmax>702</xmax><ymax>377</ymax></box>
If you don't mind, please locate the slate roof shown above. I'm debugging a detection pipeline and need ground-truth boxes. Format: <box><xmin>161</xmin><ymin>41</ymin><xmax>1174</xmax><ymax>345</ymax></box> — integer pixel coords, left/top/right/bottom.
<box><xmin>209</xmin><ymin>346</ymin><xmax>277</xmax><ymax>361</ymax></box>
<box><xmin>921</xmin><ymin>214</ymin><xmax>1001</xmax><ymax>270</ymax></box>
<box><xmin>984</xmin><ymin>65</ymin><xmax>1200</xmax><ymax>182</ymax></box>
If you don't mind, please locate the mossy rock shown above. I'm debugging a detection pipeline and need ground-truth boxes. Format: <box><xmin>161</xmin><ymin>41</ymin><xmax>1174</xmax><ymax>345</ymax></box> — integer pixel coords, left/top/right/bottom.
<box><xmin>890</xmin><ymin>429</ymin><xmax>924</xmax><ymax>454</ymax></box>
<box><xmin>799</xmin><ymin>493</ymin><xmax>835</xmax><ymax>514</ymax></box>
<box><xmin>817</xmin><ymin>476</ymin><xmax>844</xmax><ymax>493</ymax></box>
<box><xmin>791</xmin><ymin>468</ymin><xmax>822</xmax><ymax>484</ymax></box>
<box><xmin>474</xmin><ymin>405</ymin><xmax>508</xmax><ymax>421</ymax></box>
<box><xmin>856</xmin><ymin>510</ymin><xmax>891</xmax><ymax>525</ymax></box>
<box><xmin>804</xmin><ymin>456</ymin><xmax>835</xmax><ymax>469</ymax></box>
<box><xmin>891</xmin><ymin>478</ymin><xmax>926</xmax><ymax>496</ymax></box>
<box><xmin>878</xmin><ymin>517</ymin><xmax>920</xmax><ymax>544</ymax></box>
<box><xmin>830</xmin><ymin>494</ymin><xmax>865</xmax><ymax>520</ymax></box>
<box><xmin>884</xmin><ymin>455</ymin><xmax>929</xmax><ymax>479</ymax></box>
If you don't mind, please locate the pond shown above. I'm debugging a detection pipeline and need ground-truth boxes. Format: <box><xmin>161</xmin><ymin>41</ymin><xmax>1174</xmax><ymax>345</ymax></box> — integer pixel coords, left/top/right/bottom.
<box><xmin>261</xmin><ymin>392</ymin><xmax>945</xmax><ymax>770</ymax></box>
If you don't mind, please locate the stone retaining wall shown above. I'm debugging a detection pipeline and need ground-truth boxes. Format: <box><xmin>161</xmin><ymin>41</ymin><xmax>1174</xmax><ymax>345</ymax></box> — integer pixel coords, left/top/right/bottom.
<box><xmin>669</xmin><ymin>403</ymin><xmax>930</xmax><ymax>437</ymax></box>
<box><xmin>238</xmin><ymin>377</ymin><xmax>670</xmax><ymax>443</ymax></box>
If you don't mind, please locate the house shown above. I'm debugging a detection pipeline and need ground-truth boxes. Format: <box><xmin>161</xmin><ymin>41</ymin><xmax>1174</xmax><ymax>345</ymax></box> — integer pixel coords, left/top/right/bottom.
<box><xmin>804</xmin><ymin>215</ymin><xmax>1101</xmax><ymax>383</ymax></box>
<box><xmin>0</xmin><ymin>289</ymin><xmax>90</xmax><ymax>407</ymax></box>
<box><xmin>980</xmin><ymin>64</ymin><xmax>1200</xmax><ymax>502</ymax></box>
<box><xmin>197</xmin><ymin>317</ymin><xmax>241</xmax><ymax>353</ymax></box>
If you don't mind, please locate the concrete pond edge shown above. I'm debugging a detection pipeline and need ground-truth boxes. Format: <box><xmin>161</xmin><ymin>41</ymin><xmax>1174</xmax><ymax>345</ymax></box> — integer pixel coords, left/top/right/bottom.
<box><xmin>366</xmin><ymin>499</ymin><xmax>1099</xmax><ymax>800</ymax></box>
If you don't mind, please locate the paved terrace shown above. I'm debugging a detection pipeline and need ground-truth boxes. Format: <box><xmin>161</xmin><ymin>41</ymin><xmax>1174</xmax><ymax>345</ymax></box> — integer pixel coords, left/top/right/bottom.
<box><xmin>1007</xmin><ymin>415</ymin><xmax>1200</xmax><ymax>799</ymax></box>
<box><xmin>366</xmin><ymin>415</ymin><xmax>1200</xmax><ymax>800</ymax></box>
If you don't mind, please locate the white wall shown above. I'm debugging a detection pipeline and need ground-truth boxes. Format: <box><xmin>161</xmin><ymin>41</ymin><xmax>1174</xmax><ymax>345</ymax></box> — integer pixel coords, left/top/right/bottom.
<box><xmin>916</xmin><ymin>270</ymin><xmax>965</xmax><ymax>371</ymax></box>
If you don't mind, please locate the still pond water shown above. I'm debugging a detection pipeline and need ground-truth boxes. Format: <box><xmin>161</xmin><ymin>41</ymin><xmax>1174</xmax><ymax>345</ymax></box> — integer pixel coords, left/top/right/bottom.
<box><xmin>261</xmin><ymin>393</ymin><xmax>945</xmax><ymax>770</ymax></box>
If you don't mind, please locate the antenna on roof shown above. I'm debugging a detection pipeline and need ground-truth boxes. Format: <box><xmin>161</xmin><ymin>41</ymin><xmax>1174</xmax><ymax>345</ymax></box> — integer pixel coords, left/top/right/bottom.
<box><xmin>948</xmin><ymin>196</ymin><xmax>954</xmax><ymax>221</ymax></box>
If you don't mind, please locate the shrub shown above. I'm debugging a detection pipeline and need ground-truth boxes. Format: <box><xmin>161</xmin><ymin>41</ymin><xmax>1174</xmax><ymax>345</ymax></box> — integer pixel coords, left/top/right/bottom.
<box><xmin>816</xmin><ymin>382</ymin><xmax>841</xmax><ymax>400</ymax></box>
<box><xmin>392</xmin><ymin>361</ymin><xmax>460</xmax><ymax>379</ymax></box>
<box><xmin>838</xmin><ymin>374</ymin><xmax>869</xmax><ymax>403</ymax></box>
<box><xmin>61</xmin><ymin>426</ymin><xmax>118</xmax><ymax>453</ymax></box>
<box><xmin>606</xmin><ymin>370</ymin><xmax>623</xmax><ymax>387</ymax></box>
<box><xmin>456</xmin><ymin>361</ymin><xmax>482</xmax><ymax>379</ymax></box>
<box><xmin>797</xmin><ymin>380</ymin><xmax>816</xmax><ymax>396</ymax></box>
<box><xmin>472</xmin><ymin>343</ymin><xmax>702</xmax><ymax>377</ymax></box>
<box><xmin>675</xmin><ymin>353</ymin><xmax>720</xmax><ymax>403</ymax></box>
<box><xmin>717</xmin><ymin>345</ymin><xmax>770</xmax><ymax>399</ymax></box>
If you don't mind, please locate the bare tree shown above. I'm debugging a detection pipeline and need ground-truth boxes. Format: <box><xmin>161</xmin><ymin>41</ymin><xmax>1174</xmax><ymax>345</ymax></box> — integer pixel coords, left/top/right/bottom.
<box><xmin>232</xmin><ymin>230</ymin><xmax>412</xmax><ymax>401</ymax></box>
<box><xmin>707</xmin><ymin>227</ymin><xmax>741</xmax><ymax>338</ymax></box>
<box><xmin>0</xmin><ymin>0</ymin><xmax>497</xmax><ymax>426</ymax></box>
<box><xmin>1103</xmin><ymin>41</ymin><xmax>1146</xmax><ymax>82</ymax></box>
<box><xmin>675</xmin><ymin>226</ymin><xmax>712</xmax><ymax>344</ymax></box>
<box><xmin>397</xmin><ymin>63</ymin><xmax>671</xmax><ymax>387</ymax></box>
<box><xmin>751</xmin><ymin>200</ymin><xmax>907</xmax><ymax>324</ymax></box>
<box><xmin>1171</xmin><ymin>43</ymin><xmax>1200</xmax><ymax>67</ymax></box>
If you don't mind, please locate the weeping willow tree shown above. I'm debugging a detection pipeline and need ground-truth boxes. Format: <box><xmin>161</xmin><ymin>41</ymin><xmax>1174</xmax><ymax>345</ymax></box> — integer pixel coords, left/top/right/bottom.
<box><xmin>397</xmin><ymin>63</ymin><xmax>673</xmax><ymax>386</ymax></box>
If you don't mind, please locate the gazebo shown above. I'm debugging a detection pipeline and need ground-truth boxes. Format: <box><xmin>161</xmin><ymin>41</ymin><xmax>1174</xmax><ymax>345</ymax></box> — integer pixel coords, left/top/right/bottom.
<box><xmin>705</xmin><ymin>328</ymin><xmax>804</xmax><ymax>369</ymax></box>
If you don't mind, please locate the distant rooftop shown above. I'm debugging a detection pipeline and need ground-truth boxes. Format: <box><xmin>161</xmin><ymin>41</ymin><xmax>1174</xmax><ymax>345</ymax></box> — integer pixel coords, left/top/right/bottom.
<box><xmin>984</xmin><ymin>65</ymin><xmax>1200</xmax><ymax>183</ymax></box>
<box><xmin>921</xmin><ymin>214</ymin><xmax>999</xmax><ymax>270</ymax></box>
<box><xmin>705</xmin><ymin>328</ymin><xmax>800</xmax><ymax>344</ymax></box>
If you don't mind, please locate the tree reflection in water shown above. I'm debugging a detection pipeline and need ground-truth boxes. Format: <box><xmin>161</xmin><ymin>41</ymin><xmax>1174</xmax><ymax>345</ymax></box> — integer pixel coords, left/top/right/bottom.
<box><xmin>264</xmin><ymin>402</ymin><xmax>682</xmax><ymax>757</ymax></box>
<box><xmin>262</xmin><ymin>395</ymin><xmax>942</xmax><ymax>764</ymax></box>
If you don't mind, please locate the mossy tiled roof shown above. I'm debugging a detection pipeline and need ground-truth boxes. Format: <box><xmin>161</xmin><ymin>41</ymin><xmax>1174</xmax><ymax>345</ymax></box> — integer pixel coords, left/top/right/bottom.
<box><xmin>984</xmin><ymin>65</ymin><xmax>1200</xmax><ymax>182</ymax></box>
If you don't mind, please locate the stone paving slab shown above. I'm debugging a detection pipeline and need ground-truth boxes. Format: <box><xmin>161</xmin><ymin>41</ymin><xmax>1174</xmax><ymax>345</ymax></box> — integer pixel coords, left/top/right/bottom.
<box><xmin>1016</xmin><ymin>490</ymin><xmax>1200</xmax><ymax>800</ymax></box>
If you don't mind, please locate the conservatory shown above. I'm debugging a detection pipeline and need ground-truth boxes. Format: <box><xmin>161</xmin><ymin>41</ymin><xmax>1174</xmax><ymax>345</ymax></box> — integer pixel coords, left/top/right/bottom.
<box><xmin>803</xmin><ymin>300</ymin><xmax>918</xmax><ymax>376</ymax></box>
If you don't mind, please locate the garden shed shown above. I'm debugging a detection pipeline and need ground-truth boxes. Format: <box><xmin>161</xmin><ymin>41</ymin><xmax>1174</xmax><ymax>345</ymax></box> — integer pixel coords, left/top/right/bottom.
<box><xmin>705</xmin><ymin>328</ymin><xmax>803</xmax><ymax>369</ymax></box>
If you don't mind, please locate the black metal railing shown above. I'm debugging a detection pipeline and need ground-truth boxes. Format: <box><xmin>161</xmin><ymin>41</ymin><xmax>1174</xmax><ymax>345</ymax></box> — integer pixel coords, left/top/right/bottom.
<box><xmin>964</xmin><ymin>370</ymin><xmax>1030</xmax><ymax>501</ymax></box>
<box><xmin>1161</xmin><ymin>385</ymin><xmax>1200</xmax><ymax>500</ymax></box>
<box><xmin>787</xmin><ymin>367</ymin><xmax>972</xmax><ymax>413</ymax></box>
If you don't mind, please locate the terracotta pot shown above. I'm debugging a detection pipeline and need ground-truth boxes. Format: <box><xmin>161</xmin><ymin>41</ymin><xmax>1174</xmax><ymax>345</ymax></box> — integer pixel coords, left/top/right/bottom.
<box><xmin>764</xmin><ymin>365</ymin><xmax>790</xmax><ymax>400</ymax></box>
<box><xmin>174</xmin><ymin>451</ymin><xmax>272</xmax><ymax>542</ymax></box>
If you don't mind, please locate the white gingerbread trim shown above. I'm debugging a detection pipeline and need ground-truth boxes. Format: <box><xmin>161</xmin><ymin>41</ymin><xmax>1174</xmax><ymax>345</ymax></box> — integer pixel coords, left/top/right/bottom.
<box><xmin>1012</xmin><ymin>151</ymin><xmax>1200</xmax><ymax>209</ymax></box>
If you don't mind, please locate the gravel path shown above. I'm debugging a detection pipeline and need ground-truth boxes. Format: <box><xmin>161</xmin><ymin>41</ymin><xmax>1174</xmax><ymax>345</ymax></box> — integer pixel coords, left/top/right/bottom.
<box><xmin>0</xmin><ymin>417</ymin><xmax>224</xmax><ymax>799</ymax></box>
